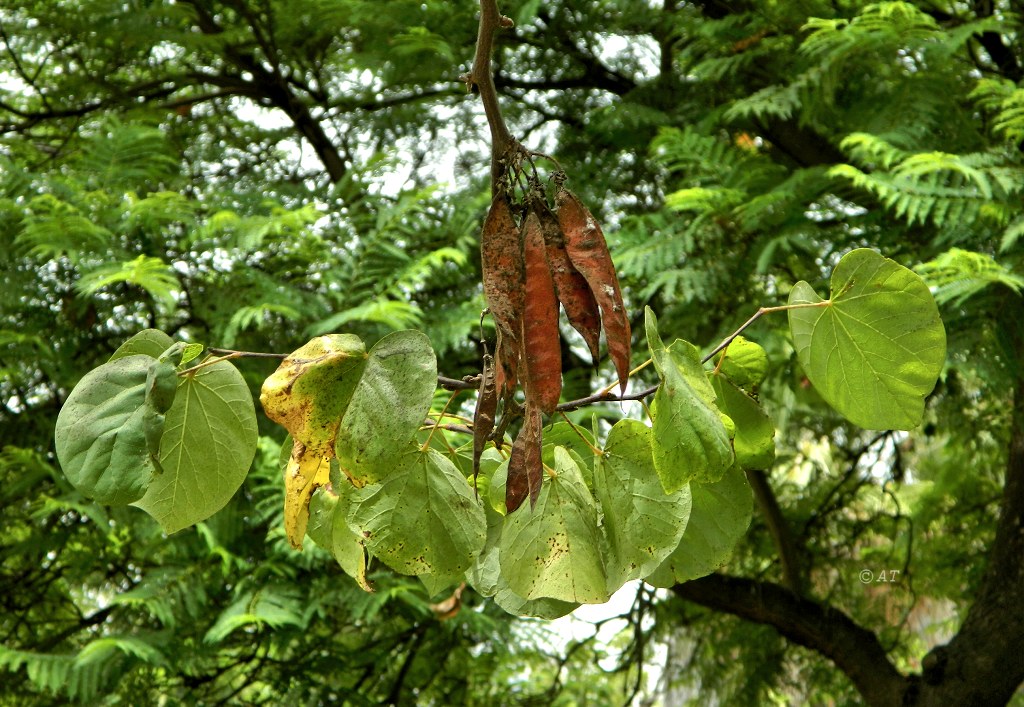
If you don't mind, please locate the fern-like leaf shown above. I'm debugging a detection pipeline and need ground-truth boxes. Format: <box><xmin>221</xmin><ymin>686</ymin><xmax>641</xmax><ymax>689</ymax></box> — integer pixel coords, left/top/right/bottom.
<box><xmin>75</xmin><ymin>255</ymin><xmax>180</xmax><ymax>308</ymax></box>
<box><xmin>917</xmin><ymin>248</ymin><xmax>1024</xmax><ymax>306</ymax></box>
<box><xmin>77</xmin><ymin>118</ymin><xmax>179</xmax><ymax>190</ymax></box>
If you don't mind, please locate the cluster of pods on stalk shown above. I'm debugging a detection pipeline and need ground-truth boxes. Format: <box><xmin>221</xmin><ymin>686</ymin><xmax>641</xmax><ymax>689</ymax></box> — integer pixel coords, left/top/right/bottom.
<box><xmin>473</xmin><ymin>170</ymin><xmax>631</xmax><ymax>513</ymax></box>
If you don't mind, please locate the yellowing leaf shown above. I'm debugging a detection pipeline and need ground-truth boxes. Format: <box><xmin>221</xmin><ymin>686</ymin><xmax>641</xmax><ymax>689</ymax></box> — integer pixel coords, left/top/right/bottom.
<box><xmin>260</xmin><ymin>334</ymin><xmax>368</xmax><ymax>456</ymax></box>
<box><xmin>260</xmin><ymin>334</ymin><xmax>367</xmax><ymax>547</ymax></box>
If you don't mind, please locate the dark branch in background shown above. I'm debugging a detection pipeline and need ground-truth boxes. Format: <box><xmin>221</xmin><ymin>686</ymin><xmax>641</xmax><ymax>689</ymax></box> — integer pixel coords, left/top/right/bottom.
<box><xmin>672</xmin><ymin>575</ymin><xmax>908</xmax><ymax>707</ymax></box>
<box><xmin>914</xmin><ymin>337</ymin><xmax>1024</xmax><ymax>706</ymax></box>
<box><xmin>745</xmin><ymin>468</ymin><xmax>804</xmax><ymax>594</ymax></box>
<box><xmin>922</xmin><ymin>2</ymin><xmax>1022</xmax><ymax>83</ymax></box>
<box><xmin>384</xmin><ymin>625</ymin><xmax>428</xmax><ymax>705</ymax></box>
<box><xmin>180</xmin><ymin>0</ymin><xmax>349</xmax><ymax>183</ymax></box>
<box><xmin>534</xmin><ymin>7</ymin><xmax>638</xmax><ymax>96</ymax></box>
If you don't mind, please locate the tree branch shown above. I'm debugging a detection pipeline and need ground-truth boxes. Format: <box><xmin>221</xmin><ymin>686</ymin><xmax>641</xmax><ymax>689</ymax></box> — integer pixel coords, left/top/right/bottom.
<box><xmin>745</xmin><ymin>469</ymin><xmax>804</xmax><ymax>594</ymax></box>
<box><xmin>672</xmin><ymin>574</ymin><xmax>908</xmax><ymax>706</ymax></box>
<box><xmin>915</xmin><ymin>342</ymin><xmax>1024</xmax><ymax>705</ymax></box>
<box><xmin>465</xmin><ymin>0</ymin><xmax>515</xmax><ymax>191</ymax></box>
<box><xmin>180</xmin><ymin>0</ymin><xmax>349</xmax><ymax>182</ymax></box>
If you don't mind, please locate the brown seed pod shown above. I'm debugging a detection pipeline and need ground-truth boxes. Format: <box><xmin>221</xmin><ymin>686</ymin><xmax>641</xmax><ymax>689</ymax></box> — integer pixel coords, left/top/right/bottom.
<box><xmin>481</xmin><ymin>190</ymin><xmax>525</xmax><ymax>367</ymax></box>
<box><xmin>472</xmin><ymin>352</ymin><xmax>497</xmax><ymax>497</ymax></box>
<box><xmin>555</xmin><ymin>186</ymin><xmax>632</xmax><ymax>392</ymax></box>
<box><xmin>520</xmin><ymin>209</ymin><xmax>562</xmax><ymax>415</ymax></box>
<box><xmin>505</xmin><ymin>405</ymin><xmax>543</xmax><ymax>513</ymax></box>
<box><xmin>494</xmin><ymin>327</ymin><xmax>519</xmax><ymax>399</ymax></box>
<box><xmin>533</xmin><ymin>195</ymin><xmax>602</xmax><ymax>363</ymax></box>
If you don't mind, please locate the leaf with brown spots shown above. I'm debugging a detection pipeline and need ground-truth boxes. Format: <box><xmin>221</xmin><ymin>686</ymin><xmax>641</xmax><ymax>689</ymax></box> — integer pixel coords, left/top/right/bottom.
<box><xmin>506</xmin><ymin>405</ymin><xmax>543</xmax><ymax>513</ymax></box>
<box><xmin>472</xmin><ymin>352</ymin><xmax>498</xmax><ymax>495</ymax></box>
<box><xmin>555</xmin><ymin>186</ymin><xmax>631</xmax><ymax>392</ymax></box>
<box><xmin>481</xmin><ymin>190</ymin><xmax>525</xmax><ymax>373</ymax></box>
<box><xmin>533</xmin><ymin>196</ymin><xmax>602</xmax><ymax>362</ymax></box>
<box><xmin>498</xmin><ymin>447</ymin><xmax>609</xmax><ymax>603</ymax></box>
<box><xmin>520</xmin><ymin>209</ymin><xmax>562</xmax><ymax>415</ymax></box>
<box><xmin>348</xmin><ymin>445</ymin><xmax>487</xmax><ymax>578</ymax></box>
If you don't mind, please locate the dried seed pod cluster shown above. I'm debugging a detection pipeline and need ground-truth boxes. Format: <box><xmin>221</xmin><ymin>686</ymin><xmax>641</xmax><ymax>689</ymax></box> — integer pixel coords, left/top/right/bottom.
<box><xmin>476</xmin><ymin>175</ymin><xmax>631</xmax><ymax>513</ymax></box>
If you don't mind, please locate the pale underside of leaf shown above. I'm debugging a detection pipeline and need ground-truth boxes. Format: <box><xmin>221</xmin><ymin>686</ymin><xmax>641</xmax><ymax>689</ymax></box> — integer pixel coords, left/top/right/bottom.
<box><xmin>595</xmin><ymin>419</ymin><xmax>692</xmax><ymax>593</ymax></box>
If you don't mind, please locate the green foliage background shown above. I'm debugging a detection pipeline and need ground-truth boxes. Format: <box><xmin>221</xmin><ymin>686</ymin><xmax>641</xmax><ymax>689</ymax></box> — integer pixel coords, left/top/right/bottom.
<box><xmin>2</xmin><ymin>0</ymin><xmax>1023</xmax><ymax>704</ymax></box>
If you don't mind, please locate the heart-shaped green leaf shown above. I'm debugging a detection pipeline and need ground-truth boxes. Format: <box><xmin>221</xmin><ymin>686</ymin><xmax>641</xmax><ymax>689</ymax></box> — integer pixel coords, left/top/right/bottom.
<box><xmin>645</xmin><ymin>308</ymin><xmax>733</xmax><ymax>491</ymax></box>
<box><xmin>108</xmin><ymin>329</ymin><xmax>175</xmax><ymax>362</ymax></box>
<box><xmin>709</xmin><ymin>374</ymin><xmax>775</xmax><ymax>470</ymax></box>
<box><xmin>308</xmin><ymin>468</ymin><xmax>371</xmax><ymax>592</ymax></box>
<box><xmin>788</xmin><ymin>249</ymin><xmax>946</xmax><ymax>430</ymax></box>
<box><xmin>493</xmin><ymin>582</ymin><xmax>580</xmax><ymax>619</ymax></box>
<box><xmin>55</xmin><ymin>355</ymin><xmax>159</xmax><ymax>505</ymax></box>
<box><xmin>335</xmin><ymin>331</ymin><xmax>437</xmax><ymax>484</ymax></box>
<box><xmin>716</xmin><ymin>336</ymin><xmax>768</xmax><ymax>390</ymax></box>
<box><xmin>133</xmin><ymin>360</ymin><xmax>257</xmax><ymax>533</ymax></box>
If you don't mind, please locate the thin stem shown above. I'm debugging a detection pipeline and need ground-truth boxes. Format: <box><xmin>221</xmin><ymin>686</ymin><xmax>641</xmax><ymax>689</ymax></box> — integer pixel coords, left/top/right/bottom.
<box><xmin>597</xmin><ymin>357</ymin><xmax>654</xmax><ymax>397</ymax></box>
<box><xmin>178</xmin><ymin>352</ymin><xmax>244</xmax><ymax>376</ymax></box>
<box><xmin>422</xmin><ymin>390</ymin><xmax>463</xmax><ymax>451</ymax></box>
<box><xmin>421</xmin><ymin>419</ymin><xmax>474</xmax><ymax>436</ymax></box>
<box><xmin>558</xmin><ymin>411</ymin><xmax>604</xmax><ymax>455</ymax></box>
<box><xmin>528</xmin><ymin>149</ymin><xmax>564</xmax><ymax>173</ymax></box>
<box><xmin>701</xmin><ymin>301</ymin><xmax>827</xmax><ymax>364</ymax></box>
<box><xmin>556</xmin><ymin>384</ymin><xmax>659</xmax><ymax>412</ymax></box>
<box><xmin>207</xmin><ymin>347</ymin><xmax>286</xmax><ymax>359</ymax></box>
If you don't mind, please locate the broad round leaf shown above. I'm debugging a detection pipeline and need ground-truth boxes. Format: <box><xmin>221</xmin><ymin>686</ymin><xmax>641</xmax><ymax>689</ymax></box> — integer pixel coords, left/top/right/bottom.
<box><xmin>646</xmin><ymin>464</ymin><xmax>753</xmax><ymax>587</ymax></box>
<box><xmin>347</xmin><ymin>446</ymin><xmax>486</xmax><ymax>578</ymax></box>
<box><xmin>499</xmin><ymin>447</ymin><xmax>608</xmax><ymax>603</ymax></box>
<box><xmin>493</xmin><ymin>582</ymin><xmax>580</xmax><ymax>619</ymax></box>
<box><xmin>466</xmin><ymin>496</ymin><xmax>505</xmax><ymax>598</ymax></box>
<box><xmin>709</xmin><ymin>374</ymin><xmax>776</xmax><ymax>470</ymax></box>
<box><xmin>788</xmin><ymin>249</ymin><xmax>946</xmax><ymax>430</ymax></box>
<box><xmin>108</xmin><ymin>329</ymin><xmax>175</xmax><ymax>362</ymax></box>
<box><xmin>55</xmin><ymin>355</ymin><xmax>158</xmax><ymax>505</ymax></box>
<box><xmin>133</xmin><ymin>360</ymin><xmax>257</xmax><ymax>533</ymax></box>
<box><xmin>595</xmin><ymin>420</ymin><xmax>692</xmax><ymax>593</ymax></box>
<box><xmin>335</xmin><ymin>330</ymin><xmax>437</xmax><ymax>484</ymax></box>
<box><xmin>308</xmin><ymin>475</ymin><xmax>370</xmax><ymax>592</ymax></box>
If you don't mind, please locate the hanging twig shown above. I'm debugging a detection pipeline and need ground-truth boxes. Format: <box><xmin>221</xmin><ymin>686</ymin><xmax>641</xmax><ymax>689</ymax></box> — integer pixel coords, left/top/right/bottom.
<box><xmin>463</xmin><ymin>0</ymin><xmax>516</xmax><ymax>191</ymax></box>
